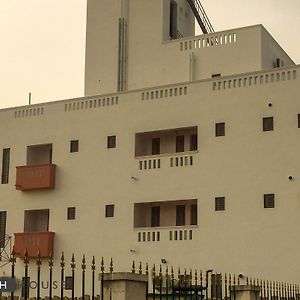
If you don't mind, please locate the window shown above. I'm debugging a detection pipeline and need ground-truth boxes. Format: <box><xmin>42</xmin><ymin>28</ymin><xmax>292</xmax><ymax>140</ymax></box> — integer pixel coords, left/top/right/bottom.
<box><xmin>0</xmin><ymin>211</ymin><xmax>7</xmax><ymax>248</ymax></box>
<box><xmin>151</xmin><ymin>206</ymin><xmax>160</xmax><ymax>227</ymax></box>
<box><xmin>152</xmin><ymin>138</ymin><xmax>160</xmax><ymax>155</ymax></box>
<box><xmin>107</xmin><ymin>136</ymin><xmax>116</xmax><ymax>148</ymax></box>
<box><xmin>70</xmin><ymin>140</ymin><xmax>79</xmax><ymax>153</ymax></box>
<box><xmin>263</xmin><ymin>117</ymin><xmax>274</xmax><ymax>131</ymax></box>
<box><xmin>1</xmin><ymin>148</ymin><xmax>10</xmax><ymax>184</ymax></box>
<box><xmin>170</xmin><ymin>0</ymin><xmax>178</xmax><ymax>39</ymax></box>
<box><xmin>176</xmin><ymin>205</ymin><xmax>185</xmax><ymax>226</ymax></box>
<box><xmin>64</xmin><ymin>277</ymin><xmax>73</xmax><ymax>290</ymax></box>
<box><xmin>212</xmin><ymin>73</ymin><xmax>221</xmax><ymax>78</ymax></box>
<box><xmin>190</xmin><ymin>134</ymin><xmax>198</xmax><ymax>151</ymax></box>
<box><xmin>105</xmin><ymin>205</ymin><xmax>115</xmax><ymax>217</ymax></box>
<box><xmin>24</xmin><ymin>209</ymin><xmax>49</xmax><ymax>232</ymax></box>
<box><xmin>190</xmin><ymin>204</ymin><xmax>197</xmax><ymax>225</ymax></box>
<box><xmin>22</xmin><ymin>277</ymin><xmax>30</xmax><ymax>298</ymax></box>
<box><xmin>27</xmin><ymin>144</ymin><xmax>52</xmax><ymax>165</ymax></box>
<box><xmin>215</xmin><ymin>197</ymin><xmax>225</xmax><ymax>211</ymax></box>
<box><xmin>264</xmin><ymin>194</ymin><xmax>275</xmax><ymax>208</ymax></box>
<box><xmin>298</xmin><ymin>114</ymin><xmax>300</xmax><ymax>128</ymax></box>
<box><xmin>67</xmin><ymin>207</ymin><xmax>76</xmax><ymax>220</ymax></box>
<box><xmin>176</xmin><ymin>135</ymin><xmax>184</xmax><ymax>152</ymax></box>
<box><xmin>215</xmin><ymin>123</ymin><xmax>225</xmax><ymax>137</ymax></box>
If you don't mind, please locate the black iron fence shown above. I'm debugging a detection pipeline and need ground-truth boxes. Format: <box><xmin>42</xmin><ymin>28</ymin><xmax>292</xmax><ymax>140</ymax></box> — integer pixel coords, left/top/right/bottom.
<box><xmin>5</xmin><ymin>250</ymin><xmax>300</xmax><ymax>300</ymax></box>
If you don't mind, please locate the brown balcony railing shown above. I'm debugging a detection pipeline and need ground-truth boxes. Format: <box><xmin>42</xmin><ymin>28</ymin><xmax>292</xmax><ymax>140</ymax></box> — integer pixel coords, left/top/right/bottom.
<box><xmin>15</xmin><ymin>163</ymin><xmax>56</xmax><ymax>191</ymax></box>
<box><xmin>14</xmin><ymin>231</ymin><xmax>55</xmax><ymax>258</ymax></box>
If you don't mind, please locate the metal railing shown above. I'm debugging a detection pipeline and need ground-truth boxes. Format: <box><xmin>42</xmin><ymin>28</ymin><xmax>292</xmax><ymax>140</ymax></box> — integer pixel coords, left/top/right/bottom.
<box><xmin>7</xmin><ymin>250</ymin><xmax>300</xmax><ymax>300</ymax></box>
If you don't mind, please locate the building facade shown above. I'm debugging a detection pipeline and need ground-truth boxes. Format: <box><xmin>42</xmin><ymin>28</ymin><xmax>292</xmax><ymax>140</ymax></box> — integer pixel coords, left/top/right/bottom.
<box><xmin>0</xmin><ymin>0</ymin><xmax>300</xmax><ymax>294</ymax></box>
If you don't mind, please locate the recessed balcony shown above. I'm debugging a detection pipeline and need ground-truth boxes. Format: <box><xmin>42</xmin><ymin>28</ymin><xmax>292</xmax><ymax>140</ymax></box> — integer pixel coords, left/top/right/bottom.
<box><xmin>15</xmin><ymin>163</ymin><xmax>56</xmax><ymax>191</ymax></box>
<box><xmin>14</xmin><ymin>231</ymin><xmax>55</xmax><ymax>258</ymax></box>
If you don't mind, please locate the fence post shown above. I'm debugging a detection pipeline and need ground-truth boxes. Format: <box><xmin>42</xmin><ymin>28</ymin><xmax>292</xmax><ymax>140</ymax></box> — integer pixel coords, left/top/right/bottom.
<box><xmin>231</xmin><ymin>285</ymin><xmax>261</xmax><ymax>300</ymax></box>
<box><xmin>101</xmin><ymin>272</ymin><xmax>148</xmax><ymax>300</ymax></box>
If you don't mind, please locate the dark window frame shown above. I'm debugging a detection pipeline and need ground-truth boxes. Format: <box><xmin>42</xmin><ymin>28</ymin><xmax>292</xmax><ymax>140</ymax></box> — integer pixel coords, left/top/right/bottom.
<box><xmin>1</xmin><ymin>148</ymin><xmax>10</xmax><ymax>184</ymax></box>
<box><xmin>176</xmin><ymin>205</ymin><xmax>186</xmax><ymax>226</ymax></box>
<box><xmin>176</xmin><ymin>135</ymin><xmax>185</xmax><ymax>152</ymax></box>
<box><xmin>190</xmin><ymin>134</ymin><xmax>198</xmax><ymax>151</ymax></box>
<box><xmin>70</xmin><ymin>140</ymin><xmax>79</xmax><ymax>153</ymax></box>
<box><xmin>190</xmin><ymin>204</ymin><xmax>197</xmax><ymax>225</ymax></box>
<box><xmin>215</xmin><ymin>122</ymin><xmax>225</xmax><ymax>137</ymax></box>
<box><xmin>151</xmin><ymin>206</ymin><xmax>160</xmax><ymax>227</ymax></box>
<box><xmin>264</xmin><ymin>194</ymin><xmax>275</xmax><ymax>208</ymax></box>
<box><xmin>0</xmin><ymin>211</ymin><xmax>7</xmax><ymax>248</ymax></box>
<box><xmin>152</xmin><ymin>138</ymin><xmax>160</xmax><ymax>155</ymax></box>
<box><xmin>105</xmin><ymin>204</ymin><xmax>115</xmax><ymax>218</ymax></box>
<box><xmin>107</xmin><ymin>136</ymin><xmax>117</xmax><ymax>149</ymax></box>
<box><xmin>67</xmin><ymin>207</ymin><xmax>76</xmax><ymax>220</ymax></box>
<box><xmin>263</xmin><ymin>117</ymin><xmax>274</xmax><ymax>131</ymax></box>
<box><xmin>215</xmin><ymin>197</ymin><xmax>225</xmax><ymax>211</ymax></box>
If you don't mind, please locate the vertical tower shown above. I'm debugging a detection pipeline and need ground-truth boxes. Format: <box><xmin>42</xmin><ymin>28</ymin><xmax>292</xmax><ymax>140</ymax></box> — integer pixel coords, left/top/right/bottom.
<box><xmin>84</xmin><ymin>0</ymin><xmax>195</xmax><ymax>97</ymax></box>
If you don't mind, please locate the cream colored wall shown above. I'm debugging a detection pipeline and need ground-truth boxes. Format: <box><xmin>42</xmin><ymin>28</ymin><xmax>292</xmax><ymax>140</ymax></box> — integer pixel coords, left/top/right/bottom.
<box><xmin>1</xmin><ymin>66</ymin><xmax>300</xmax><ymax>289</ymax></box>
<box><xmin>261</xmin><ymin>26</ymin><xmax>295</xmax><ymax>70</ymax></box>
<box><xmin>84</xmin><ymin>0</ymin><xmax>121</xmax><ymax>96</ymax></box>
<box><xmin>85</xmin><ymin>0</ymin><xmax>295</xmax><ymax>96</ymax></box>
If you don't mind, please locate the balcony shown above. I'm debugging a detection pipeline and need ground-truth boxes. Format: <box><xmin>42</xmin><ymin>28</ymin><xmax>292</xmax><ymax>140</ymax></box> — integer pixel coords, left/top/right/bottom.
<box><xmin>14</xmin><ymin>231</ymin><xmax>55</xmax><ymax>258</ymax></box>
<box><xmin>15</xmin><ymin>163</ymin><xmax>56</xmax><ymax>191</ymax></box>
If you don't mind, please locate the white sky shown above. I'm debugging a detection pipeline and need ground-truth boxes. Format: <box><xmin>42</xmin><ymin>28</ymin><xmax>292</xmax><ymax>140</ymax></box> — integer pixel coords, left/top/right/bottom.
<box><xmin>0</xmin><ymin>0</ymin><xmax>299</xmax><ymax>109</ymax></box>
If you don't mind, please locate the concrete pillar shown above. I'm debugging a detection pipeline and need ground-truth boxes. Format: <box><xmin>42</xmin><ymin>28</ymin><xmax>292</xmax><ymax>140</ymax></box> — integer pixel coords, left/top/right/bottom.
<box><xmin>102</xmin><ymin>272</ymin><xmax>148</xmax><ymax>300</ymax></box>
<box><xmin>231</xmin><ymin>285</ymin><xmax>261</xmax><ymax>300</ymax></box>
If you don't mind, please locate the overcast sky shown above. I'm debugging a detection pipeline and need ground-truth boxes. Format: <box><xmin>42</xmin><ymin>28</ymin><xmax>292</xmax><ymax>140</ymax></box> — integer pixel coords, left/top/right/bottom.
<box><xmin>0</xmin><ymin>0</ymin><xmax>299</xmax><ymax>109</ymax></box>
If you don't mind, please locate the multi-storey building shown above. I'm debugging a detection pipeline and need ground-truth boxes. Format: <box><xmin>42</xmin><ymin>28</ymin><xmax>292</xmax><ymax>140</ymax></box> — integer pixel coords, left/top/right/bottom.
<box><xmin>0</xmin><ymin>0</ymin><xmax>299</xmax><ymax>292</ymax></box>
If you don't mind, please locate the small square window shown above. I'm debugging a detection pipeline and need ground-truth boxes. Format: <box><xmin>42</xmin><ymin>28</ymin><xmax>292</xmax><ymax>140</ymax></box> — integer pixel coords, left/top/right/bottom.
<box><xmin>107</xmin><ymin>136</ymin><xmax>116</xmax><ymax>148</ymax></box>
<box><xmin>215</xmin><ymin>197</ymin><xmax>225</xmax><ymax>211</ymax></box>
<box><xmin>263</xmin><ymin>117</ymin><xmax>274</xmax><ymax>131</ymax></box>
<box><xmin>264</xmin><ymin>194</ymin><xmax>275</xmax><ymax>208</ymax></box>
<box><xmin>67</xmin><ymin>207</ymin><xmax>76</xmax><ymax>220</ymax></box>
<box><xmin>105</xmin><ymin>205</ymin><xmax>114</xmax><ymax>217</ymax></box>
<box><xmin>70</xmin><ymin>140</ymin><xmax>79</xmax><ymax>153</ymax></box>
<box><xmin>64</xmin><ymin>277</ymin><xmax>73</xmax><ymax>290</ymax></box>
<box><xmin>215</xmin><ymin>123</ymin><xmax>225</xmax><ymax>137</ymax></box>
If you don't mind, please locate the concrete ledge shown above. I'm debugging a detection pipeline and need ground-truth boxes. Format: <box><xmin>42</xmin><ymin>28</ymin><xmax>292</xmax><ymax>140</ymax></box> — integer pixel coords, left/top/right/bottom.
<box><xmin>101</xmin><ymin>272</ymin><xmax>148</xmax><ymax>282</ymax></box>
<box><xmin>231</xmin><ymin>285</ymin><xmax>261</xmax><ymax>292</ymax></box>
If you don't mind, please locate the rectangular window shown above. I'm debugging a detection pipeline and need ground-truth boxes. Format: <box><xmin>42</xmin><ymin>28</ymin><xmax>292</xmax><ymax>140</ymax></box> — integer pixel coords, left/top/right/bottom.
<box><xmin>70</xmin><ymin>140</ymin><xmax>79</xmax><ymax>153</ymax></box>
<box><xmin>215</xmin><ymin>197</ymin><xmax>225</xmax><ymax>211</ymax></box>
<box><xmin>264</xmin><ymin>194</ymin><xmax>275</xmax><ymax>208</ymax></box>
<box><xmin>64</xmin><ymin>277</ymin><xmax>73</xmax><ymax>290</ymax></box>
<box><xmin>190</xmin><ymin>204</ymin><xmax>197</xmax><ymax>225</ymax></box>
<box><xmin>1</xmin><ymin>148</ymin><xmax>10</xmax><ymax>184</ymax></box>
<box><xmin>263</xmin><ymin>117</ymin><xmax>274</xmax><ymax>131</ymax></box>
<box><xmin>212</xmin><ymin>73</ymin><xmax>221</xmax><ymax>78</ymax></box>
<box><xmin>24</xmin><ymin>209</ymin><xmax>49</xmax><ymax>232</ymax></box>
<box><xmin>190</xmin><ymin>134</ymin><xmax>198</xmax><ymax>151</ymax></box>
<box><xmin>215</xmin><ymin>123</ymin><xmax>225</xmax><ymax>137</ymax></box>
<box><xmin>152</xmin><ymin>138</ymin><xmax>160</xmax><ymax>155</ymax></box>
<box><xmin>0</xmin><ymin>211</ymin><xmax>7</xmax><ymax>248</ymax></box>
<box><xmin>298</xmin><ymin>114</ymin><xmax>300</xmax><ymax>128</ymax></box>
<box><xmin>67</xmin><ymin>207</ymin><xmax>76</xmax><ymax>220</ymax></box>
<box><xmin>176</xmin><ymin>205</ymin><xmax>185</xmax><ymax>226</ymax></box>
<box><xmin>151</xmin><ymin>206</ymin><xmax>160</xmax><ymax>227</ymax></box>
<box><xmin>107</xmin><ymin>136</ymin><xmax>116</xmax><ymax>148</ymax></box>
<box><xmin>22</xmin><ymin>277</ymin><xmax>30</xmax><ymax>298</ymax></box>
<box><xmin>105</xmin><ymin>205</ymin><xmax>115</xmax><ymax>217</ymax></box>
<box><xmin>170</xmin><ymin>0</ymin><xmax>178</xmax><ymax>39</ymax></box>
<box><xmin>176</xmin><ymin>135</ymin><xmax>185</xmax><ymax>152</ymax></box>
